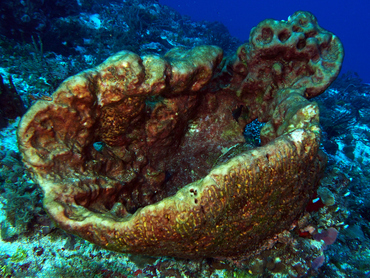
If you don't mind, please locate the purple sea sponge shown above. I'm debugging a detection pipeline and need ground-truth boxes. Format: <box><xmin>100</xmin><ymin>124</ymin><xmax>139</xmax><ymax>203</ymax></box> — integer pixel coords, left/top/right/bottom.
<box><xmin>314</xmin><ymin>227</ymin><xmax>339</xmax><ymax>246</ymax></box>
<box><xmin>311</xmin><ymin>255</ymin><xmax>325</xmax><ymax>270</ymax></box>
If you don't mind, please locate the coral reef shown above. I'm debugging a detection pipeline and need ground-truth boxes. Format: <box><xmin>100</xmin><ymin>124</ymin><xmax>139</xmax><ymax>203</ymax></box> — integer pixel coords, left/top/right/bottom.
<box><xmin>16</xmin><ymin>11</ymin><xmax>343</xmax><ymax>259</ymax></box>
<box><xmin>0</xmin><ymin>119</ymin><xmax>49</xmax><ymax>242</ymax></box>
<box><xmin>0</xmin><ymin>0</ymin><xmax>239</xmax><ymax>116</ymax></box>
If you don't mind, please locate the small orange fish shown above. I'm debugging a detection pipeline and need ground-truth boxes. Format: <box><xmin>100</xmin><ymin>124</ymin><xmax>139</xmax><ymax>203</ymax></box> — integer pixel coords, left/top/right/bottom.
<box><xmin>28</xmin><ymin>95</ymin><xmax>53</xmax><ymax>101</ymax></box>
<box><xmin>40</xmin><ymin>96</ymin><xmax>53</xmax><ymax>101</ymax></box>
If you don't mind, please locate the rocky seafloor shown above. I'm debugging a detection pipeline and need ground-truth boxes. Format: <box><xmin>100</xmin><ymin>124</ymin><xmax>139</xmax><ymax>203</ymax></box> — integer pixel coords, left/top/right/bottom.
<box><xmin>0</xmin><ymin>0</ymin><xmax>370</xmax><ymax>277</ymax></box>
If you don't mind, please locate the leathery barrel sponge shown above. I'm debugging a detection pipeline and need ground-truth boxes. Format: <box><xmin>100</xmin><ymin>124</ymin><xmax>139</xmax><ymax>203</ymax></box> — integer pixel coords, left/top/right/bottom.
<box><xmin>17</xmin><ymin>11</ymin><xmax>343</xmax><ymax>259</ymax></box>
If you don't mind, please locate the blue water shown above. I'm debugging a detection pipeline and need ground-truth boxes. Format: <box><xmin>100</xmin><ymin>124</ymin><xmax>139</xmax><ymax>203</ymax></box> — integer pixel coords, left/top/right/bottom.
<box><xmin>160</xmin><ymin>0</ymin><xmax>370</xmax><ymax>82</ymax></box>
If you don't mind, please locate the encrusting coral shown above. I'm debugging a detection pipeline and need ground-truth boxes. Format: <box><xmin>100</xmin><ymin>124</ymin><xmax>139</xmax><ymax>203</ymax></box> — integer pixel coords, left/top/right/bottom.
<box><xmin>17</xmin><ymin>11</ymin><xmax>343</xmax><ymax>258</ymax></box>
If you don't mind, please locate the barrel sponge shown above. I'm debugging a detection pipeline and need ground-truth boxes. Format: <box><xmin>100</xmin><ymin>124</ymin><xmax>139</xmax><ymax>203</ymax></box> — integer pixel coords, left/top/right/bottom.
<box><xmin>17</xmin><ymin>12</ymin><xmax>343</xmax><ymax>259</ymax></box>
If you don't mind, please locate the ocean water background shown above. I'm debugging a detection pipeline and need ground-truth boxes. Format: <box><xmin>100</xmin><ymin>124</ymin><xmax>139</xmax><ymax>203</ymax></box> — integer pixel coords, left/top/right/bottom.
<box><xmin>160</xmin><ymin>0</ymin><xmax>370</xmax><ymax>82</ymax></box>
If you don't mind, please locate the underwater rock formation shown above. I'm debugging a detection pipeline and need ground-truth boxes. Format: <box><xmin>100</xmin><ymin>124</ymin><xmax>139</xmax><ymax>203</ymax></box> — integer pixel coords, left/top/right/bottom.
<box><xmin>0</xmin><ymin>74</ymin><xmax>26</xmax><ymax>128</ymax></box>
<box><xmin>17</xmin><ymin>11</ymin><xmax>343</xmax><ymax>258</ymax></box>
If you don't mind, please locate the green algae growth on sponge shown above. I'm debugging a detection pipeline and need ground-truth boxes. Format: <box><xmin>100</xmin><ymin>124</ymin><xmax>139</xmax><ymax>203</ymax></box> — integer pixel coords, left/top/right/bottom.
<box><xmin>17</xmin><ymin>11</ymin><xmax>343</xmax><ymax>259</ymax></box>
